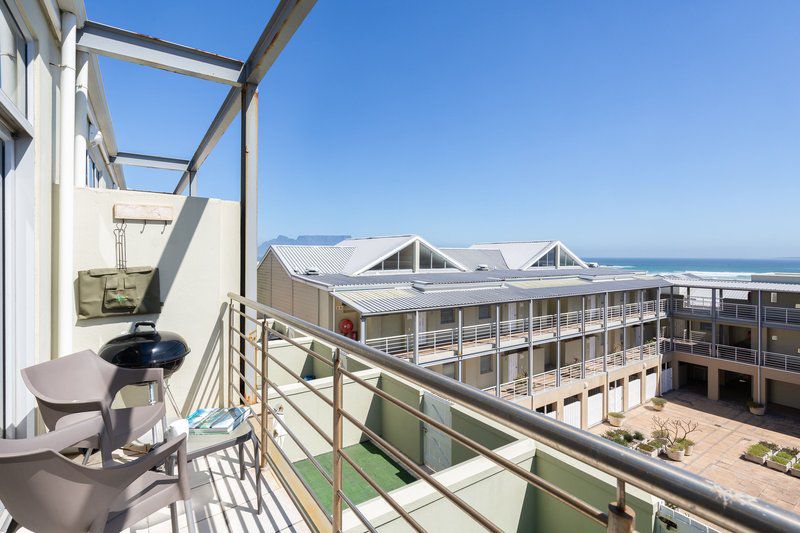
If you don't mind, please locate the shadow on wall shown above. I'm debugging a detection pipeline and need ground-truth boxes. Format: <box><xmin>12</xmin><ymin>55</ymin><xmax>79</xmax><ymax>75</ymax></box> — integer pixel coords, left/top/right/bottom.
<box><xmin>180</xmin><ymin>301</ymin><xmax>227</xmax><ymax>416</ymax></box>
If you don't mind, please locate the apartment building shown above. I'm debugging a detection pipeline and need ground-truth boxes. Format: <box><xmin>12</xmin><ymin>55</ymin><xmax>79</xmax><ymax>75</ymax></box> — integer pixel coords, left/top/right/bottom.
<box><xmin>258</xmin><ymin>235</ymin><xmax>672</xmax><ymax>430</ymax></box>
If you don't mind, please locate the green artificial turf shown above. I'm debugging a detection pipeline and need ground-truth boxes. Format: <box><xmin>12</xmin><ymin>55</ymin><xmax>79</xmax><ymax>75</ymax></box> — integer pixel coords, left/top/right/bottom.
<box><xmin>293</xmin><ymin>441</ymin><xmax>416</xmax><ymax>515</ymax></box>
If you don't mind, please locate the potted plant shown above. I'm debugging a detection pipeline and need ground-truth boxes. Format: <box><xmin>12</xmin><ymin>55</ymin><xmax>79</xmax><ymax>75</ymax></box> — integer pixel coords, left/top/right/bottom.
<box><xmin>608</xmin><ymin>412</ymin><xmax>624</xmax><ymax>427</ymax></box>
<box><xmin>677</xmin><ymin>438</ymin><xmax>695</xmax><ymax>456</ymax></box>
<box><xmin>748</xmin><ymin>401</ymin><xmax>766</xmax><ymax>416</ymax></box>
<box><xmin>650</xmin><ymin>438</ymin><xmax>669</xmax><ymax>454</ymax></box>
<box><xmin>632</xmin><ymin>430</ymin><xmax>645</xmax><ymax>443</ymax></box>
<box><xmin>744</xmin><ymin>442</ymin><xmax>777</xmax><ymax>465</ymax></box>
<box><xmin>650</xmin><ymin>397</ymin><xmax>667</xmax><ymax>411</ymax></box>
<box><xmin>766</xmin><ymin>447</ymin><xmax>800</xmax><ymax>473</ymax></box>
<box><xmin>636</xmin><ymin>441</ymin><xmax>660</xmax><ymax>458</ymax></box>
<box><xmin>667</xmin><ymin>442</ymin><xmax>686</xmax><ymax>462</ymax></box>
<box><xmin>791</xmin><ymin>462</ymin><xmax>800</xmax><ymax>478</ymax></box>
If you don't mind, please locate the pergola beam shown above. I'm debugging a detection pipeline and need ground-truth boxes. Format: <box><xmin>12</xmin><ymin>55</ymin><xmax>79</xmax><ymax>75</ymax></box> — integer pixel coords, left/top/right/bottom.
<box><xmin>173</xmin><ymin>0</ymin><xmax>317</xmax><ymax>194</ymax></box>
<box><xmin>77</xmin><ymin>21</ymin><xmax>244</xmax><ymax>85</ymax></box>
<box><xmin>111</xmin><ymin>151</ymin><xmax>190</xmax><ymax>172</ymax></box>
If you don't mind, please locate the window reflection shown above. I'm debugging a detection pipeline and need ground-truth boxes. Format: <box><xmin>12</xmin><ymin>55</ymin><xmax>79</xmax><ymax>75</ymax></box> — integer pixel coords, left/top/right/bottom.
<box><xmin>0</xmin><ymin>1</ymin><xmax>27</xmax><ymax>112</ymax></box>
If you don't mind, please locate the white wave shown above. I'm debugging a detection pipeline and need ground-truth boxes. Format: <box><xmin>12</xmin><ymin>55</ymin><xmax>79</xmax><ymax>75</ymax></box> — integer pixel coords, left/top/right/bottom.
<box><xmin>653</xmin><ymin>270</ymin><xmax>755</xmax><ymax>280</ymax></box>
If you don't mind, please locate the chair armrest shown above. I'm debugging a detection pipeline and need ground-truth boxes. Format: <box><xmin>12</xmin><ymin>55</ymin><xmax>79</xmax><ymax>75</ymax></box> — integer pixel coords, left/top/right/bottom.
<box><xmin>110</xmin><ymin>367</ymin><xmax>166</xmax><ymax>401</ymax></box>
<box><xmin>34</xmin><ymin>394</ymin><xmax>114</xmax><ymax>434</ymax></box>
<box><xmin>105</xmin><ymin>434</ymin><xmax>186</xmax><ymax>475</ymax></box>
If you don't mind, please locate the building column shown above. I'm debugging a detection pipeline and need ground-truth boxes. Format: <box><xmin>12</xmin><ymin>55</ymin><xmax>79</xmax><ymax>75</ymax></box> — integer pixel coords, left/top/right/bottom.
<box><xmin>413</xmin><ymin>311</ymin><xmax>419</xmax><ymax>365</ymax></box>
<box><xmin>621</xmin><ymin>375</ymin><xmax>629</xmax><ymax>412</ymax></box>
<box><xmin>581</xmin><ymin>295</ymin><xmax>586</xmax><ymax>379</ymax></box>
<box><xmin>656</xmin><ymin>287</ymin><xmax>662</xmax><ymax>395</ymax></box>
<box><xmin>711</xmin><ymin>288</ymin><xmax>718</xmax><ymax>357</ymax></box>
<box><xmin>670</xmin><ymin>286</ymin><xmax>675</xmax><ymax>343</ymax></box>
<box><xmin>638</xmin><ymin>290</ymin><xmax>644</xmax><ymax>361</ymax></box>
<box><xmin>708</xmin><ymin>367</ymin><xmax>719</xmax><ymax>401</ymax></box>
<box><xmin>457</xmin><ymin>307</ymin><xmax>463</xmax><ymax>382</ymax></box>
<box><xmin>495</xmin><ymin>304</ymin><xmax>501</xmax><ymax>396</ymax></box>
<box><xmin>622</xmin><ymin>293</ymin><xmax>627</xmax><ymax>366</ymax></box>
<box><xmin>58</xmin><ymin>11</ymin><xmax>78</xmax><ymax>356</ymax></box>
<box><xmin>527</xmin><ymin>300</ymin><xmax>533</xmax><ymax>396</ymax></box>
<box><xmin>757</xmin><ymin>290</ymin><xmax>763</xmax><ymax>403</ymax></box>
<box><xmin>359</xmin><ymin>316</ymin><xmax>366</xmax><ymax>343</ymax></box>
<box><xmin>556</xmin><ymin>299</ymin><xmax>562</xmax><ymax>387</ymax></box>
<box><xmin>603</xmin><ymin>292</ymin><xmax>609</xmax><ymax>373</ymax></box>
<box><xmin>75</xmin><ymin>50</ymin><xmax>90</xmax><ymax>188</ymax></box>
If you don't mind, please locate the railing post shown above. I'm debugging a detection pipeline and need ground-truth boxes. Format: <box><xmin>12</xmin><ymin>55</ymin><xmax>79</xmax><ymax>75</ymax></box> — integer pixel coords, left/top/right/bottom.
<box><xmin>332</xmin><ymin>348</ymin><xmax>343</xmax><ymax>530</ymax></box>
<box><xmin>556</xmin><ymin>299</ymin><xmax>562</xmax><ymax>387</ymax></box>
<box><xmin>711</xmin><ymin>288</ymin><xmax>717</xmax><ymax>358</ymax></box>
<box><xmin>528</xmin><ymin>300</ymin><xmax>534</xmax><ymax>396</ymax></box>
<box><xmin>260</xmin><ymin>318</ymin><xmax>268</xmax><ymax>468</ymax></box>
<box><xmin>656</xmin><ymin>287</ymin><xmax>662</xmax><ymax>395</ymax></box>
<box><xmin>639</xmin><ymin>291</ymin><xmax>644</xmax><ymax>362</ymax></box>
<box><xmin>622</xmin><ymin>294</ymin><xmax>627</xmax><ymax>366</ymax></box>
<box><xmin>603</xmin><ymin>292</ymin><xmax>609</xmax><ymax>373</ymax></box>
<box><xmin>413</xmin><ymin>311</ymin><xmax>420</xmax><ymax>365</ymax></box>
<box><xmin>359</xmin><ymin>316</ymin><xmax>367</xmax><ymax>343</ymax></box>
<box><xmin>757</xmin><ymin>290</ymin><xmax>763</xmax><ymax>403</ymax></box>
<box><xmin>227</xmin><ymin>299</ymin><xmax>234</xmax><ymax>407</ymax></box>
<box><xmin>608</xmin><ymin>479</ymin><xmax>636</xmax><ymax>532</ymax></box>
<box><xmin>495</xmin><ymin>304</ymin><xmax>501</xmax><ymax>397</ymax></box>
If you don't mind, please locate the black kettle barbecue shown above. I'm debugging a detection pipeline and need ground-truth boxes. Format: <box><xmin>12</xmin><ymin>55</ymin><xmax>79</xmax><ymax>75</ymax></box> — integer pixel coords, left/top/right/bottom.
<box><xmin>98</xmin><ymin>321</ymin><xmax>190</xmax><ymax>379</ymax></box>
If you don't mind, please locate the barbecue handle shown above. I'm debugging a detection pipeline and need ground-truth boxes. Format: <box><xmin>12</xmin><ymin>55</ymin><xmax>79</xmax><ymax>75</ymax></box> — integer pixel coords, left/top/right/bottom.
<box><xmin>133</xmin><ymin>321</ymin><xmax>157</xmax><ymax>332</ymax></box>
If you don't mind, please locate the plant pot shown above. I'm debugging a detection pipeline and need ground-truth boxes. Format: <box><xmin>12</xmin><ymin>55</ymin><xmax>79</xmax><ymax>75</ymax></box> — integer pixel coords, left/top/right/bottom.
<box><xmin>652</xmin><ymin>404</ymin><xmax>664</xmax><ymax>411</ymax></box>
<box><xmin>765</xmin><ymin>458</ymin><xmax>791</xmax><ymax>473</ymax></box>
<box><xmin>609</xmin><ymin>417</ymin><xmax>623</xmax><ymax>427</ymax></box>
<box><xmin>749</xmin><ymin>406</ymin><xmax>766</xmax><ymax>416</ymax></box>
<box><xmin>790</xmin><ymin>466</ymin><xmax>800</xmax><ymax>478</ymax></box>
<box><xmin>636</xmin><ymin>445</ymin><xmax>659</xmax><ymax>458</ymax></box>
<box><xmin>667</xmin><ymin>449</ymin><xmax>685</xmax><ymax>462</ymax></box>
<box><xmin>683</xmin><ymin>444</ymin><xmax>695</xmax><ymax>456</ymax></box>
<box><xmin>744</xmin><ymin>452</ymin><xmax>769</xmax><ymax>465</ymax></box>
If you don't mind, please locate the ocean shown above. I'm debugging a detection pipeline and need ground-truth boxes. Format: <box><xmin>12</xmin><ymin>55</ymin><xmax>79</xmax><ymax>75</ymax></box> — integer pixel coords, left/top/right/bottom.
<box><xmin>585</xmin><ymin>258</ymin><xmax>800</xmax><ymax>280</ymax></box>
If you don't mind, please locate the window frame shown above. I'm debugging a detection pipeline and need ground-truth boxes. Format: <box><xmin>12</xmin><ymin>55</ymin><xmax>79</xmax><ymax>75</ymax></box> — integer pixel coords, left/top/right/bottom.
<box><xmin>478</xmin><ymin>305</ymin><xmax>491</xmax><ymax>320</ymax></box>
<box><xmin>440</xmin><ymin>308</ymin><xmax>455</xmax><ymax>325</ymax></box>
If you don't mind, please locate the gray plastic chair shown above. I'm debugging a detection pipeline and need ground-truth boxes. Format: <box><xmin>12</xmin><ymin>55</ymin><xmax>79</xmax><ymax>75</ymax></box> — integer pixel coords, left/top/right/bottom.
<box><xmin>21</xmin><ymin>349</ymin><xmax>166</xmax><ymax>462</ymax></box>
<box><xmin>0</xmin><ymin>415</ymin><xmax>196</xmax><ymax>533</ymax></box>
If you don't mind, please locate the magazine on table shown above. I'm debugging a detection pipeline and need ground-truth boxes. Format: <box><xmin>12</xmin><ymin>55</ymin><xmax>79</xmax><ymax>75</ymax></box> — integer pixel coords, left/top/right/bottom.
<box><xmin>187</xmin><ymin>407</ymin><xmax>250</xmax><ymax>434</ymax></box>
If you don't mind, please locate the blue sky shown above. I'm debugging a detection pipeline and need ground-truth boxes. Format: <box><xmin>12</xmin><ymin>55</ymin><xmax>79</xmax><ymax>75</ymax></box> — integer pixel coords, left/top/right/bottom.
<box><xmin>87</xmin><ymin>1</ymin><xmax>800</xmax><ymax>258</ymax></box>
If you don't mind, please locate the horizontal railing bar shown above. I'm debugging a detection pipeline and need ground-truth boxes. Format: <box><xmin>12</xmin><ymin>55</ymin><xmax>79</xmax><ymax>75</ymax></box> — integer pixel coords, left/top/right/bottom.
<box><xmin>340</xmin><ymin>366</ymin><xmax>607</xmax><ymax>525</ymax></box>
<box><xmin>228</xmin><ymin>365</ymin><xmax>263</xmax><ymax>402</ymax></box>
<box><xmin>337</xmin><ymin>489</ymin><xmax>379</xmax><ymax>533</ymax></box>
<box><xmin>228</xmin><ymin>385</ymin><xmax>250</xmax><ymax>407</ymax></box>
<box><xmin>230</xmin><ymin>344</ymin><xmax>265</xmax><ymax>377</ymax></box>
<box><xmin>337</xmin><ymin>408</ymin><xmax>501</xmax><ymax>532</ymax></box>
<box><xmin>265</xmin><ymin>350</ymin><xmax>335</xmax><ymax>407</ymax></box>
<box><xmin>264</xmin><ymin>376</ymin><xmax>333</xmax><ymax>447</ymax></box>
<box><xmin>267</xmin><ymin>326</ymin><xmax>335</xmax><ymax>368</ymax></box>
<box><xmin>229</xmin><ymin>293</ymin><xmax>800</xmax><ymax>533</ymax></box>
<box><xmin>338</xmin><ymin>449</ymin><xmax>426</xmax><ymax>532</ymax></box>
<box><xmin>230</xmin><ymin>326</ymin><xmax>263</xmax><ymax>351</ymax></box>
<box><xmin>229</xmin><ymin>305</ymin><xmax>264</xmax><ymax>325</ymax></box>
<box><xmin>262</xmin><ymin>400</ymin><xmax>334</xmax><ymax>486</ymax></box>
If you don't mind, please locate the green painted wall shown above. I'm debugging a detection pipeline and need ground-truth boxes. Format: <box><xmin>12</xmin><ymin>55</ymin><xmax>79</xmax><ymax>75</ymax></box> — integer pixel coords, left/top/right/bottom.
<box><xmin>378</xmin><ymin>374</ymin><xmax>423</xmax><ymax>464</ymax></box>
<box><xmin>450</xmin><ymin>406</ymin><xmax>517</xmax><ymax>465</ymax></box>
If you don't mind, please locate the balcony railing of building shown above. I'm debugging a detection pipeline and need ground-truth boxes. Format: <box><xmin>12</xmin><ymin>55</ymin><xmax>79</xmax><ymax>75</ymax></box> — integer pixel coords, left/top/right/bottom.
<box><xmin>365</xmin><ymin>299</ymin><xmax>665</xmax><ymax>362</ymax></box>
<box><xmin>763</xmin><ymin>305</ymin><xmax>800</xmax><ymax>326</ymax></box>
<box><xmin>226</xmin><ymin>293</ymin><xmax>799</xmax><ymax>533</ymax></box>
<box><xmin>667</xmin><ymin>339</ymin><xmax>800</xmax><ymax>369</ymax></box>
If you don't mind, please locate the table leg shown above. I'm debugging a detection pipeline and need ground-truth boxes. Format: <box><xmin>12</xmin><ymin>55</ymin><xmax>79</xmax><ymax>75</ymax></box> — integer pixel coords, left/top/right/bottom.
<box><xmin>254</xmin><ymin>434</ymin><xmax>262</xmax><ymax>514</ymax></box>
<box><xmin>238</xmin><ymin>441</ymin><xmax>245</xmax><ymax>481</ymax></box>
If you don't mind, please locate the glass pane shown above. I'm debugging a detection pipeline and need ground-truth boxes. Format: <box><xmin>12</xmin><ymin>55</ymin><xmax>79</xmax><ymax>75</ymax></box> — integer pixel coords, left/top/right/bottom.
<box><xmin>419</xmin><ymin>244</ymin><xmax>432</xmax><ymax>269</ymax></box>
<box><xmin>432</xmin><ymin>253</ymin><xmax>446</xmax><ymax>269</ymax></box>
<box><xmin>398</xmin><ymin>245</ymin><xmax>413</xmax><ymax>270</ymax></box>
<box><xmin>0</xmin><ymin>2</ymin><xmax>27</xmax><ymax>111</ymax></box>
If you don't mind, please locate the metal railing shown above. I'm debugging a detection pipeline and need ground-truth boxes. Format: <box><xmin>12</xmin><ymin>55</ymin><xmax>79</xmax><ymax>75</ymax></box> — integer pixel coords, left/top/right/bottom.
<box><xmin>671</xmin><ymin>298</ymin><xmax>713</xmax><ymax>316</ymax></box>
<box><xmin>462</xmin><ymin>322</ymin><xmax>494</xmax><ymax>347</ymax></box>
<box><xmin>558</xmin><ymin>310</ymin><xmax>582</xmax><ymax>330</ymax></box>
<box><xmin>763</xmin><ymin>351</ymin><xmax>800</xmax><ymax>374</ymax></box>
<box><xmin>763</xmin><ymin>305</ymin><xmax>800</xmax><ymax>326</ymax></box>
<box><xmin>624</xmin><ymin>302</ymin><xmax>641</xmax><ymax>318</ymax></box>
<box><xmin>717</xmin><ymin>302</ymin><xmax>757</xmax><ymax>321</ymax></box>
<box><xmin>365</xmin><ymin>333</ymin><xmax>412</xmax><ymax>358</ymax></box>
<box><xmin>483</xmin><ymin>376</ymin><xmax>529</xmax><ymax>401</ymax></box>
<box><xmin>606</xmin><ymin>304</ymin><xmax>624</xmax><ymax>322</ymax></box>
<box><xmin>226</xmin><ymin>293</ymin><xmax>800</xmax><ymax>532</ymax></box>
<box><xmin>418</xmin><ymin>327</ymin><xmax>456</xmax><ymax>354</ymax></box>
<box><xmin>716</xmin><ymin>344</ymin><xmax>758</xmax><ymax>365</ymax></box>
<box><xmin>671</xmin><ymin>339</ymin><xmax>713</xmax><ymax>357</ymax></box>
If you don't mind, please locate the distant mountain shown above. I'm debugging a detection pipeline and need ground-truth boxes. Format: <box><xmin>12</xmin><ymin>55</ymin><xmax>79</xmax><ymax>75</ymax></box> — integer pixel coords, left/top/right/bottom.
<box><xmin>258</xmin><ymin>235</ymin><xmax>351</xmax><ymax>259</ymax></box>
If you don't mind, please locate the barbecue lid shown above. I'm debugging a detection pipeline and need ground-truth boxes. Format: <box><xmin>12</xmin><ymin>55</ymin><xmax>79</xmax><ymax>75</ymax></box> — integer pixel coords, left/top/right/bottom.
<box><xmin>98</xmin><ymin>321</ymin><xmax>190</xmax><ymax>368</ymax></box>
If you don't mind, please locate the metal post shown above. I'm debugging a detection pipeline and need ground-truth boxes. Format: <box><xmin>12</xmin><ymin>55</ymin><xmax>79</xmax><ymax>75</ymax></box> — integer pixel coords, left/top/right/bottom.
<box><xmin>608</xmin><ymin>479</ymin><xmax>635</xmax><ymax>532</ymax></box>
<box><xmin>656</xmin><ymin>287</ymin><xmax>662</xmax><ymax>395</ymax></box>
<box><xmin>260</xmin><ymin>318</ymin><xmax>268</xmax><ymax>467</ymax></box>
<box><xmin>528</xmin><ymin>300</ymin><xmax>533</xmax><ymax>396</ymax></box>
<box><xmin>581</xmin><ymin>296</ymin><xmax>586</xmax><ymax>379</ymax></box>
<box><xmin>413</xmin><ymin>311</ymin><xmax>419</xmax><ymax>365</ymax></box>
<box><xmin>757</xmin><ymin>290</ymin><xmax>763</xmax><ymax>403</ymax></box>
<box><xmin>711</xmin><ymin>288</ymin><xmax>717</xmax><ymax>357</ymax></box>
<box><xmin>495</xmin><ymin>304</ymin><xmax>501</xmax><ymax>396</ymax></box>
<box><xmin>359</xmin><ymin>316</ymin><xmax>367</xmax><ymax>343</ymax></box>
<box><xmin>670</xmin><ymin>286</ymin><xmax>675</xmax><ymax>343</ymax></box>
<box><xmin>603</xmin><ymin>292</ymin><xmax>609</xmax><ymax>373</ymax></box>
<box><xmin>188</xmin><ymin>170</ymin><xmax>198</xmax><ymax>196</ymax></box>
<box><xmin>639</xmin><ymin>290</ymin><xmax>644</xmax><ymax>361</ymax></box>
<box><xmin>457</xmin><ymin>307</ymin><xmax>463</xmax><ymax>382</ymax></box>
<box><xmin>239</xmin><ymin>82</ymin><xmax>258</xmax><ymax>399</ymax></box>
<box><xmin>332</xmin><ymin>348</ymin><xmax>343</xmax><ymax>530</ymax></box>
<box><xmin>556</xmin><ymin>299</ymin><xmax>561</xmax><ymax>387</ymax></box>
<box><xmin>622</xmin><ymin>293</ymin><xmax>627</xmax><ymax>365</ymax></box>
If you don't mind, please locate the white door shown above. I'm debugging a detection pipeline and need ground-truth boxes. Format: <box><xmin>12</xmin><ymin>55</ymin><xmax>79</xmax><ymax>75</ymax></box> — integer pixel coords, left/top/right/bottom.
<box><xmin>508</xmin><ymin>353</ymin><xmax>518</xmax><ymax>382</ymax></box>
<box><xmin>588</xmin><ymin>337</ymin><xmax>596</xmax><ymax>359</ymax></box>
<box><xmin>422</xmin><ymin>392</ymin><xmax>452</xmax><ymax>472</ymax></box>
<box><xmin>609</xmin><ymin>380</ymin><xmax>623</xmax><ymax>413</ymax></box>
<box><xmin>628</xmin><ymin>375</ymin><xmax>641</xmax><ymax>408</ymax></box>
<box><xmin>661</xmin><ymin>367</ymin><xmax>673</xmax><ymax>392</ymax></box>
<box><xmin>508</xmin><ymin>303</ymin><xmax>517</xmax><ymax>321</ymax></box>
<box><xmin>646</xmin><ymin>371</ymin><xmax>657</xmax><ymax>400</ymax></box>
<box><xmin>587</xmin><ymin>388</ymin><xmax>604</xmax><ymax>427</ymax></box>
<box><xmin>418</xmin><ymin>311</ymin><xmax>427</xmax><ymax>333</ymax></box>
<box><xmin>563</xmin><ymin>395</ymin><xmax>582</xmax><ymax>428</ymax></box>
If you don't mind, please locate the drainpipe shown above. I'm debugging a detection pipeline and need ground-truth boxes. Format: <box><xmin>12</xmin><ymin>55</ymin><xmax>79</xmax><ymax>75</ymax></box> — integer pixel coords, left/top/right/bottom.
<box><xmin>527</xmin><ymin>300</ymin><xmax>533</xmax><ymax>396</ymax></box>
<box><xmin>359</xmin><ymin>316</ymin><xmax>366</xmax><ymax>343</ymax></box>
<box><xmin>556</xmin><ymin>299</ymin><xmax>561</xmax><ymax>387</ymax></box>
<box><xmin>603</xmin><ymin>292</ymin><xmax>608</xmax><ymax>373</ymax></box>
<box><xmin>58</xmin><ymin>11</ymin><xmax>77</xmax><ymax>357</ymax></box>
<box><xmin>757</xmin><ymin>290</ymin><xmax>763</xmax><ymax>403</ymax></box>
<box><xmin>457</xmin><ymin>308</ymin><xmax>463</xmax><ymax>382</ymax></box>
<box><xmin>581</xmin><ymin>296</ymin><xmax>586</xmax><ymax>379</ymax></box>
<box><xmin>495</xmin><ymin>304</ymin><xmax>500</xmax><ymax>397</ymax></box>
<box><xmin>74</xmin><ymin>50</ymin><xmax>89</xmax><ymax>187</ymax></box>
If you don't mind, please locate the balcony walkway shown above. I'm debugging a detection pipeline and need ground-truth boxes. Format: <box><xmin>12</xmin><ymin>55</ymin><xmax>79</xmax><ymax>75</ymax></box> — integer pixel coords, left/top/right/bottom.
<box><xmin>25</xmin><ymin>445</ymin><xmax>307</xmax><ymax>533</ymax></box>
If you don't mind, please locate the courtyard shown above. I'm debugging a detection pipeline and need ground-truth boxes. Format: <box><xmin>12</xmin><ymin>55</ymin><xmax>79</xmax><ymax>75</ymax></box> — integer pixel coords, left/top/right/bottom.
<box><xmin>589</xmin><ymin>389</ymin><xmax>800</xmax><ymax>515</ymax></box>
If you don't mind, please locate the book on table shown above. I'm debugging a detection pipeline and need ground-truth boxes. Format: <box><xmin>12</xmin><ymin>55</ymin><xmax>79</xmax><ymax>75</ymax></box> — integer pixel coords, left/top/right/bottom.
<box><xmin>187</xmin><ymin>407</ymin><xmax>250</xmax><ymax>434</ymax></box>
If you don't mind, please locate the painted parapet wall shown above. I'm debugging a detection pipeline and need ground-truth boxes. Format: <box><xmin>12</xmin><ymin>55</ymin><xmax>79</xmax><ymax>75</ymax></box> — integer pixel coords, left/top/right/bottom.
<box><xmin>70</xmin><ymin>188</ymin><xmax>239</xmax><ymax>416</ymax></box>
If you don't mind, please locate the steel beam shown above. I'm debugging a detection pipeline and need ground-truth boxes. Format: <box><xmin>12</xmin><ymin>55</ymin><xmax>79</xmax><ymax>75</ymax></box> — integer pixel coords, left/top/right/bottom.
<box><xmin>111</xmin><ymin>152</ymin><xmax>190</xmax><ymax>172</ymax></box>
<box><xmin>174</xmin><ymin>0</ymin><xmax>317</xmax><ymax>194</ymax></box>
<box><xmin>77</xmin><ymin>21</ymin><xmax>243</xmax><ymax>85</ymax></box>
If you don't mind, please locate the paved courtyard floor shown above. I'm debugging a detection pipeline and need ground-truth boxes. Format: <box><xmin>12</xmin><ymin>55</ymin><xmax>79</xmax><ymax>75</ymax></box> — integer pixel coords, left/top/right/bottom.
<box><xmin>589</xmin><ymin>389</ymin><xmax>800</xmax><ymax>515</ymax></box>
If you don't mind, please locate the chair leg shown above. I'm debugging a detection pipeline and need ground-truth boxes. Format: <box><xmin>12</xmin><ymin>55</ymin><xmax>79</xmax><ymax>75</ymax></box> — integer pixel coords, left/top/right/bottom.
<box><xmin>7</xmin><ymin>518</ymin><xmax>20</xmax><ymax>532</ymax></box>
<box><xmin>82</xmin><ymin>448</ymin><xmax>93</xmax><ymax>465</ymax></box>
<box><xmin>169</xmin><ymin>502</ymin><xmax>179</xmax><ymax>533</ymax></box>
<box><xmin>183</xmin><ymin>499</ymin><xmax>197</xmax><ymax>533</ymax></box>
<box><xmin>238</xmin><ymin>442</ymin><xmax>245</xmax><ymax>481</ymax></box>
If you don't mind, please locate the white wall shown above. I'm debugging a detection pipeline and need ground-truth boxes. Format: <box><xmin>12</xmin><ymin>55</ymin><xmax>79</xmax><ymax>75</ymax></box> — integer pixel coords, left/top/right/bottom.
<box><xmin>70</xmin><ymin>188</ymin><xmax>239</xmax><ymax>416</ymax></box>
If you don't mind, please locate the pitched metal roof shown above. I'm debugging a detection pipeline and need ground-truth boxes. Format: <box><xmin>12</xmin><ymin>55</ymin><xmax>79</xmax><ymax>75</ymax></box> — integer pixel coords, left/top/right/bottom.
<box><xmin>270</xmin><ymin>245</ymin><xmax>354</xmax><ymax>274</ymax></box>
<box><xmin>663</xmin><ymin>275</ymin><xmax>800</xmax><ymax>294</ymax></box>
<box><xmin>335</xmin><ymin>277</ymin><xmax>669</xmax><ymax>315</ymax></box>
<box><xmin>440</xmin><ymin>248</ymin><xmax>508</xmax><ymax>270</ymax></box>
<box><xmin>469</xmin><ymin>241</ymin><xmax>555</xmax><ymax>269</ymax></box>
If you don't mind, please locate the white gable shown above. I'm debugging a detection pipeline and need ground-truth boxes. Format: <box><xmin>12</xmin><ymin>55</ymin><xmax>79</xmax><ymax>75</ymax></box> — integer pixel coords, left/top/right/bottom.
<box><xmin>470</xmin><ymin>241</ymin><xmax>555</xmax><ymax>269</ymax></box>
<box><xmin>337</xmin><ymin>235</ymin><xmax>467</xmax><ymax>275</ymax></box>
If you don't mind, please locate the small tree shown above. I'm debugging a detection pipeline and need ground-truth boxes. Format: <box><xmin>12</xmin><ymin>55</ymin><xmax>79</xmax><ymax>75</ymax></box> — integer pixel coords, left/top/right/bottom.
<box><xmin>651</xmin><ymin>416</ymin><xmax>699</xmax><ymax>446</ymax></box>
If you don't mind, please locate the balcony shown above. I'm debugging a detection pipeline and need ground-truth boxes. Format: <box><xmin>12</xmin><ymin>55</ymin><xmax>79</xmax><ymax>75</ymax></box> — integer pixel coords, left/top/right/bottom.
<box><xmin>668</xmin><ymin>339</ymin><xmax>800</xmax><ymax>374</ymax></box>
<box><xmin>763</xmin><ymin>305</ymin><xmax>800</xmax><ymax>326</ymax></box>
<box><xmin>365</xmin><ymin>300</ymin><xmax>666</xmax><ymax>363</ymax></box>
<box><xmin>226</xmin><ymin>294</ymin><xmax>799</xmax><ymax>532</ymax></box>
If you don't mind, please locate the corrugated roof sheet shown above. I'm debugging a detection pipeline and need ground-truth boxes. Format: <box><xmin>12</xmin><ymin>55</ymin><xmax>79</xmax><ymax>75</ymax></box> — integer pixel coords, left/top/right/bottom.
<box><xmin>469</xmin><ymin>241</ymin><xmax>554</xmax><ymax>269</ymax></box>
<box><xmin>440</xmin><ymin>248</ymin><xmax>508</xmax><ymax>270</ymax></box>
<box><xmin>271</xmin><ymin>245</ymin><xmax>354</xmax><ymax>274</ymax></box>
<box><xmin>336</xmin><ymin>277</ymin><xmax>669</xmax><ymax>315</ymax></box>
<box><xmin>663</xmin><ymin>276</ymin><xmax>800</xmax><ymax>294</ymax></box>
